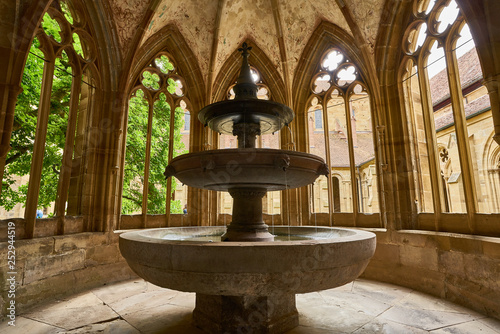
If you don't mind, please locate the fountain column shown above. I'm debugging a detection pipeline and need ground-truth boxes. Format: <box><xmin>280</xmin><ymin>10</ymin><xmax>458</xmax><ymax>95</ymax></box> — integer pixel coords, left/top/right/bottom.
<box><xmin>222</xmin><ymin>187</ymin><xmax>273</xmax><ymax>241</ymax></box>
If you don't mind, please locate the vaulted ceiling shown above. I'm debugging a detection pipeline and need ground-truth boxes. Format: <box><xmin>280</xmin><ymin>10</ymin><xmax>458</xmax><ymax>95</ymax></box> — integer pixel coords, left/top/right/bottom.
<box><xmin>107</xmin><ymin>0</ymin><xmax>386</xmax><ymax>89</ymax></box>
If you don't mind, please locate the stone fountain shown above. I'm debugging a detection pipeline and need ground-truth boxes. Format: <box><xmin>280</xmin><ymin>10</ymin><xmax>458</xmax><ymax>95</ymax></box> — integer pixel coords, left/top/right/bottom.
<box><xmin>119</xmin><ymin>43</ymin><xmax>376</xmax><ymax>333</ymax></box>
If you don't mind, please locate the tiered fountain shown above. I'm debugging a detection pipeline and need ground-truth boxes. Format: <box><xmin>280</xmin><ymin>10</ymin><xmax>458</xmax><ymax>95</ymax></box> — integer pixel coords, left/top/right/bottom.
<box><xmin>119</xmin><ymin>43</ymin><xmax>376</xmax><ymax>334</ymax></box>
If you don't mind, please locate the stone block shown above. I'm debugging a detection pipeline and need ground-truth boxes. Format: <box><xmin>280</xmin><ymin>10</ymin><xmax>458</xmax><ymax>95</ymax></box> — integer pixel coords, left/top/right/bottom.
<box><xmin>23</xmin><ymin>250</ymin><xmax>85</xmax><ymax>284</ymax></box>
<box><xmin>438</xmin><ymin>250</ymin><xmax>465</xmax><ymax>277</ymax></box>
<box><xmin>15</xmin><ymin>271</ymin><xmax>78</xmax><ymax>314</ymax></box>
<box><xmin>445</xmin><ymin>275</ymin><xmax>500</xmax><ymax>320</ymax></box>
<box><xmin>399</xmin><ymin>244</ymin><xmax>438</xmax><ymax>271</ymax></box>
<box><xmin>482</xmin><ymin>240</ymin><xmax>500</xmax><ymax>259</ymax></box>
<box><xmin>85</xmin><ymin>244</ymin><xmax>121</xmax><ymax>266</ymax></box>
<box><xmin>72</xmin><ymin>262</ymin><xmax>136</xmax><ymax>289</ymax></box>
<box><xmin>0</xmin><ymin>237</ymin><xmax>54</xmax><ymax>266</ymax></box>
<box><xmin>393</xmin><ymin>231</ymin><xmax>429</xmax><ymax>247</ymax></box>
<box><xmin>463</xmin><ymin>254</ymin><xmax>500</xmax><ymax>290</ymax></box>
<box><xmin>371</xmin><ymin>243</ymin><xmax>400</xmax><ymax>263</ymax></box>
<box><xmin>53</xmin><ymin>232</ymin><xmax>108</xmax><ymax>253</ymax></box>
<box><xmin>0</xmin><ymin>259</ymin><xmax>24</xmax><ymax>290</ymax></box>
<box><xmin>449</xmin><ymin>236</ymin><xmax>483</xmax><ymax>254</ymax></box>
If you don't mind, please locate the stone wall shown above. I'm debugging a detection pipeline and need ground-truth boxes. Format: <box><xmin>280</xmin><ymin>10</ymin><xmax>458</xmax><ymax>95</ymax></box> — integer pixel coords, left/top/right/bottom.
<box><xmin>0</xmin><ymin>231</ymin><xmax>135</xmax><ymax>318</ymax></box>
<box><xmin>362</xmin><ymin>229</ymin><xmax>500</xmax><ymax>320</ymax></box>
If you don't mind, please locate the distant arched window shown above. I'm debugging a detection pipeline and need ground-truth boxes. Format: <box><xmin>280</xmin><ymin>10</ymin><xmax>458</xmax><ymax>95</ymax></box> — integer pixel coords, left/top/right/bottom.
<box><xmin>306</xmin><ymin>48</ymin><xmax>379</xmax><ymax>221</ymax></box>
<box><xmin>123</xmin><ymin>53</ymin><xmax>191</xmax><ymax>219</ymax></box>
<box><xmin>2</xmin><ymin>0</ymin><xmax>99</xmax><ymax>237</ymax></box>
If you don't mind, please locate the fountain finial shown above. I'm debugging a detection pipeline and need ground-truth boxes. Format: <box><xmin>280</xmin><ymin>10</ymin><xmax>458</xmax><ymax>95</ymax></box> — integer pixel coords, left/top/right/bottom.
<box><xmin>233</xmin><ymin>42</ymin><xmax>258</xmax><ymax>99</ymax></box>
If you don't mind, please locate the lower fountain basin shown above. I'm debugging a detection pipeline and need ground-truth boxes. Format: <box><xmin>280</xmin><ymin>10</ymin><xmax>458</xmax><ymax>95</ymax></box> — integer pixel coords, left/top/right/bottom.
<box><xmin>164</xmin><ymin>149</ymin><xmax>328</xmax><ymax>191</ymax></box>
<box><xmin>119</xmin><ymin>226</ymin><xmax>376</xmax><ymax>296</ymax></box>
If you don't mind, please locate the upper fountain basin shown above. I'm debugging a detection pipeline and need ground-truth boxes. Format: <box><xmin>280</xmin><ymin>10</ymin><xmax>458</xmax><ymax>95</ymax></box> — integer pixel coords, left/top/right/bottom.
<box><xmin>198</xmin><ymin>98</ymin><xmax>294</xmax><ymax>135</ymax></box>
<box><xmin>164</xmin><ymin>148</ymin><xmax>329</xmax><ymax>191</ymax></box>
<box><xmin>119</xmin><ymin>226</ymin><xmax>376</xmax><ymax>296</ymax></box>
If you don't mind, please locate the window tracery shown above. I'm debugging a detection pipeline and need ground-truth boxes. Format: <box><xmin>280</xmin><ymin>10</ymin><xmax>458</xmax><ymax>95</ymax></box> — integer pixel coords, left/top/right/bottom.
<box><xmin>401</xmin><ymin>0</ymin><xmax>498</xmax><ymax>219</ymax></box>
<box><xmin>3</xmin><ymin>0</ymin><xmax>99</xmax><ymax>236</ymax></box>
<box><xmin>123</xmin><ymin>53</ymin><xmax>191</xmax><ymax>217</ymax></box>
<box><xmin>307</xmin><ymin>48</ymin><xmax>379</xmax><ymax>217</ymax></box>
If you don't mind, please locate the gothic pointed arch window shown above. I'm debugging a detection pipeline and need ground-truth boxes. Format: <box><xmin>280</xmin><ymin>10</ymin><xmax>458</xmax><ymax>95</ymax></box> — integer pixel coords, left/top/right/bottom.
<box><xmin>400</xmin><ymin>0</ymin><xmax>499</xmax><ymax>225</ymax></box>
<box><xmin>219</xmin><ymin>65</ymin><xmax>281</xmax><ymax>217</ymax></box>
<box><xmin>1</xmin><ymin>0</ymin><xmax>99</xmax><ymax>237</ymax></box>
<box><xmin>306</xmin><ymin>48</ymin><xmax>379</xmax><ymax>224</ymax></box>
<box><xmin>123</xmin><ymin>53</ymin><xmax>190</xmax><ymax>220</ymax></box>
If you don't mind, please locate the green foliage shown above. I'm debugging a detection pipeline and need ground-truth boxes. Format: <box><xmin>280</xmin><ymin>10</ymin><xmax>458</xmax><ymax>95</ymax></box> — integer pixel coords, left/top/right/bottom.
<box><xmin>142</xmin><ymin>71</ymin><xmax>160</xmax><ymax>90</ymax></box>
<box><xmin>122</xmin><ymin>87</ymin><xmax>187</xmax><ymax>215</ymax></box>
<box><xmin>1</xmin><ymin>35</ymin><xmax>73</xmax><ymax>211</ymax></box>
<box><xmin>41</xmin><ymin>13</ymin><xmax>62</xmax><ymax>43</ymax></box>
<box><xmin>155</xmin><ymin>55</ymin><xmax>174</xmax><ymax>74</ymax></box>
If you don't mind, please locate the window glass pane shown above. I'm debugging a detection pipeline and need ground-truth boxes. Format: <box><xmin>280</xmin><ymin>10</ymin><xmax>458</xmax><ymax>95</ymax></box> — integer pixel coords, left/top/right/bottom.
<box><xmin>307</xmin><ymin>98</ymin><xmax>326</xmax><ymax>161</ymax></box>
<box><xmin>1</xmin><ymin>38</ymin><xmax>44</xmax><ymax>219</ymax></box>
<box><xmin>311</xmin><ymin>175</ymin><xmax>329</xmax><ymax>214</ymax></box>
<box><xmin>402</xmin><ymin>60</ymin><xmax>434</xmax><ymax>212</ymax></box>
<box><xmin>35</xmin><ymin>51</ymin><xmax>73</xmax><ymax>218</ymax></box>
<box><xmin>147</xmin><ymin>95</ymin><xmax>170</xmax><ymax>214</ymax></box>
<box><xmin>171</xmin><ymin>101</ymin><xmax>190</xmax><ymax>214</ymax></box>
<box><xmin>428</xmin><ymin>42</ymin><xmax>466</xmax><ymax>213</ymax></box>
<box><xmin>122</xmin><ymin>89</ymin><xmax>148</xmax><ymax>214</ymax></box>
<box><xmin>308</xmin><ymin>98</ymin><xmax>328</xmax><ymax>214</ymax></box>
<box><xmin>327</xmin><ymin>91</ymin><xmax>353</xmax><ymax>213</ymax></box>
<box><xmin>349</xmin><ymin>85</ymin><xmax>378</xmax><ymax>213</ymax></box>
<box><xmin>66</xmin><ymin>73</ymin><xmax>89</xmax><ymax>216</ymax></box>
<box><xmin>455</xmin><ymin>25</ymin><xmax>495</xmax><ymax>213</ymax></box>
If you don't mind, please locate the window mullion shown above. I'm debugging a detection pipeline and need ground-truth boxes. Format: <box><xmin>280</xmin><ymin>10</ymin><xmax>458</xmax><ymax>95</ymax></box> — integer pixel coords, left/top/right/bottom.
<box><xmin>55</xmin><ymin>69</ymin><xmax>82</xmax><ymax>232</ymax></box>
<box><xmin>25</xmin><ymin>59</ymin><xmax>56</xmax><ymax>238</ymax></box>
<box><xmin>417</xmin><ymin>59</ymin><xmax>444</xmax><ymax>218</ymax></box>
<box><xmin>142</xmin><ymin>101</ymin><xmax>154</xmax><ymax>225</ymax></box>
<box><xmin>444</xmin><ymin>45</ymin><xmax>478</xmax><ymax>222</ymax></box>
<box><xmin>344</xmin><ymin>96</ymin><xmax>359</xmax><ymax>221</ymax></box>
<box><xmin>165</xmin><ymin>102</ymin><xmax>177</xmax><ymax>221</ymax></box>
<box><xmin>322</xmin><ymin>101</ymin><xmax>334</xmax><ymax>224</ymax></box>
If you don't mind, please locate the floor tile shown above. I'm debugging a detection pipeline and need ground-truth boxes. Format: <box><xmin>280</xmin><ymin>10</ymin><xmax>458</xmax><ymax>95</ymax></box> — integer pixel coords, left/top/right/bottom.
<box><xmin>380</xmin><ymin>305</ymin><xmax>478</xmax><ymax>331</ymax></box>
<box><xmin>353</xmin><ymin>318</ymin><xmax>429</xmax><ymax>333</ymax></box>
<box><xmin>63</xmin><ymin>319</ymin><xmax>141</xmax><ymax>334</ymax></box>
<box><xmin>107</xmin><ymin>289</ymin><xmax>179</xmax><ymax>315</ymax></box>
<box><xmin>92</xmin><ymin>279</ymin><xmax>149</xmax><ymax>305</ymax></box>
<box><xmin>298</xmin><ymin>302</ymin><xmax>374</xmax><ymax>333</ymax></box>
<box><xmin>319</xmin><ymin>290</ymin><xmax>392</xmax><ymax>316</ymax></box>
<box><xmin>14</xmin><ymin>278</ymin><xmax>500</xmax><ymax>334</ymax></box>
<box><xmin>396</xmin><ymin>290</ymin><xmax>484</xmax><ymax>317</ymax></box>
<box><xmin>23</xmin><ymin>292</ymin><xmax>119</xmax><ymax>330</ymax></box>
<box><xmin>353</xmin><ymin>279</ymin><xmax>413</xmax><ymax>304</ymax></box>
<box><xmin>121</xmin><ymin>303</ymin><xmax>203</xmax><ymax>334</ymax></box>
<box><xmin>431</xmin><ymin>319</ymin><xmax>500</xmax><ymax>333</ymax></box>
<box><xmin>0</xmin><ymin>316</ymin><xmax>62</xmax><ymax>334</ymax></box>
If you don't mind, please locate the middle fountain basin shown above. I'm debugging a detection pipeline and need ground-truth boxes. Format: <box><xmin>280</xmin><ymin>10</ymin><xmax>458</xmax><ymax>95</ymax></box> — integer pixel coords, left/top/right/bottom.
<box><xmin>119</xmin><ymin>226</ymin><xmax>376</xmax><ymax>296</ymax></box>
<box><xmin>164</xmin><ymin>148</ymin><xmax>329</xmax><ymax>191</ymax></box>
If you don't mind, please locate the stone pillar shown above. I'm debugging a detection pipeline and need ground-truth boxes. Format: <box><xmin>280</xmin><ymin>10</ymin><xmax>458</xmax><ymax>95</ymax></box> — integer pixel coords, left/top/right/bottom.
<box><xmin>193</xmin><ymin>293</ymin><xmax>299</xmax><ymax>334</ymax></box>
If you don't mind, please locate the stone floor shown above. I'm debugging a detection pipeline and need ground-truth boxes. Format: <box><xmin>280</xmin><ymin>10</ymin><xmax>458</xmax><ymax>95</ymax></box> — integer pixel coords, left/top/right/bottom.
<box><xmin>2</xmin><ymin>279</ymin><xmax>500</xmax><ymax>334</ymax></box>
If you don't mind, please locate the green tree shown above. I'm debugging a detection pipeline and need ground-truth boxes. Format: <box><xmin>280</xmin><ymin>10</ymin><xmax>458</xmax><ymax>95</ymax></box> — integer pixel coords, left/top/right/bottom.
<box><xmin>121</xmin><ymin>90</ymin><xmax>186</xmax><ymax>215</ymax></box>
<box><xmin>1</xmin><ymin>29</ymin><xmax>73</xmax><ymax>212</ymax></box>
<box><xmin>1</xmin><ymin>7</ymin><xmax>87</xmax><ymax>213</ymax></box>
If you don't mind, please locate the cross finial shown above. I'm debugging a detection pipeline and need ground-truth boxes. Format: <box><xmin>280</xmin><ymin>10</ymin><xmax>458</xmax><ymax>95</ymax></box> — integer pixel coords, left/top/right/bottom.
<box><xmin>238</xmin><ymin>42</ymin><xmax>252</xmax><ymax>57</ymax></box>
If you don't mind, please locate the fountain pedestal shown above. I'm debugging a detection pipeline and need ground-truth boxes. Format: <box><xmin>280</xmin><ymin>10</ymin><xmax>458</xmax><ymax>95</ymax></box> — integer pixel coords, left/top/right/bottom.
<box><xmin>222</xmin><ymin>187</ymin><xmax>273</xmax><ymax>242</ymax></box>
<box><xmin>193</xmin><ymin>294</ymin><xmax>298</xmax><ymax>334</ymax></box>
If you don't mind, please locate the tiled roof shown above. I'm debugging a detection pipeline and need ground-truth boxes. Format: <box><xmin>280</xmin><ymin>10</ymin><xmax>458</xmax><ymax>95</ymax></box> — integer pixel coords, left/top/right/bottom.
<box><xmin>430</xmin><ymin>47</ymin><xmax>491</xmax><ymax>130</ymax></box>
<box><xmin>309</xmin><ymin>131</ymin><xmax>375</xmax><ymax>167</ymax></box>
<box><xmin>429</xmin><ymin>48</ymin><xmax>483</xmax><ymax>105</ymax></box>
<box><xmin>434</xmin><ymin>95</ymin><xmax>491</xmax><ymax>130</ymax></box>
